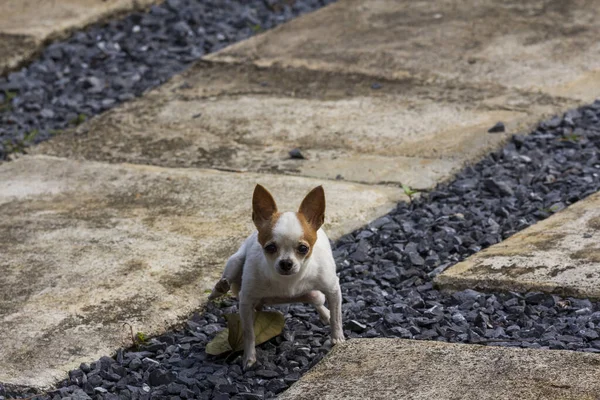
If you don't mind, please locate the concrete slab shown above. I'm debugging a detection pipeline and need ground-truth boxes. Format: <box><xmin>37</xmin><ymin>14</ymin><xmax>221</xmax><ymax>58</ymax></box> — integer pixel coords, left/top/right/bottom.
<box><xmin>280</xmin><ymin>339</ymin><xmax>600</xmax><ymax>400</ymax></box>
<box><xmin>0</xmin><ymin>155</ymin><xmax>404</xmax><ymax>389</ymax></box>
<box><xmin>33</xmin><ymin>61</ymin><xmax>569</xmax><ymax>189</ymax></box>
<box><xmin>0</xmin><ymin>0</ymin><xmax>158</xmax><ymax>74</ymax></box>
<box><xmin>436</xmin><ymin>191</ymin><xmax>600</xmax><ymax>299</ymax></box>
<box><xmin>210</xmin><ymin>0</ymin><xmax>600</xmax><ymax>102</ymax></box>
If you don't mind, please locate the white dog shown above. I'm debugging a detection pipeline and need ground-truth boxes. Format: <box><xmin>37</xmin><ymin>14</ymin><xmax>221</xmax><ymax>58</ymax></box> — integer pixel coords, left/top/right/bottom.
<box><xmin>209</xmin><ymin>184</ymin><xmax>345</xmax><ymax>368</ymax></box>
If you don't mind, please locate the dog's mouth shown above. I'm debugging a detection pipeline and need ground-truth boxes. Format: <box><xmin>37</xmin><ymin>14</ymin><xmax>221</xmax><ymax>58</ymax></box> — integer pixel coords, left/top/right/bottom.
<box><xmin>277</xmin><ymin>269</ymin><xmax>297</xmax><ymax>276</ymax></box>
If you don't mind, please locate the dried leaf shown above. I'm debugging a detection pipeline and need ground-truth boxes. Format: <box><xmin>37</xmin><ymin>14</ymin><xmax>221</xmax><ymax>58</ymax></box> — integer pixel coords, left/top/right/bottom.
<box><xmin>205</xmin><ymin>328</ymin><xmax>232</xmax><ymax>355</ymax></box>
<box><xmin>205</xmin><ymin>311</ymin><xmax>285</xmax><ymax>356</ymax></box>
<box><xmin>254</xmin><ymin>311</ymin><xmax>285</xmax><ymax>346</ymax></box>
<box><xmin>227</xmin><ymin>311</ymin><xmax>285</xmax><ymax>352</ymax></box>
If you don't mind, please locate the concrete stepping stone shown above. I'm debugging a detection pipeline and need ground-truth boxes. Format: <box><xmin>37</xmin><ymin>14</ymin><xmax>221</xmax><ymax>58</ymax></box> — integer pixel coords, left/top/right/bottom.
<box><xmin>436</xmin><ymin>191</ymin><xmax>600</xmax><ymax>299</ymax></box>
<box><xmin>0</xmin><ymin>0</ymin><xmax>158</xmax><ymax>74</ymax></box>
<box><xmin>281</xmin><ymin>339</ymin><xmax>600</xmax><ymax>400</ymax></box>
<box><xmin>32</xmin><ymin>61</ymin><xmax>567</xmax><ymax>190</ymax></box>
<box><xmin>0</xmin><ymin>155</ymin><xmax>404</xmax><ymax>388</ymax></box>
<box><xmin>210</xmin><ymin>0</ymin><xmax>600</xmax><ymax>102</ymax></box>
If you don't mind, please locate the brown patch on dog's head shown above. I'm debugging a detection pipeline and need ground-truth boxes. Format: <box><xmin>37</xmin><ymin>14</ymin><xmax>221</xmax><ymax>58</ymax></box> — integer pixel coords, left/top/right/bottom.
<box><xmin>296</xmin><ymin>185</ymin><xmax>325</xmax><ymax>257</ymax></box>
<box><xmin>252</xmin><ymin>184</ymin><xmax>280</xmax><ymax>246</ymax></box>
<box><xmin>296</xmin><ymin>212</ymin><xmax>318</xmax><ymax>257</ymax></box>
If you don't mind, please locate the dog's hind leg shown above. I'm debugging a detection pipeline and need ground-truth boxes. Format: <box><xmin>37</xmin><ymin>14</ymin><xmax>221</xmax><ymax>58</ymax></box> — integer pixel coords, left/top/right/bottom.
<box><xmin>208</xmin><ymin>248</ymin><xmax>245</xmax><ymax>300</ymax></box>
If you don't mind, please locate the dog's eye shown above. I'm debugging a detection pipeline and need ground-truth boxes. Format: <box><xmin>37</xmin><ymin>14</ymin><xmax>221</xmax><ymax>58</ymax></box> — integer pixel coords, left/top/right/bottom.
<box><xmin>297</xmin><ymin>244</ymin><xmax>309</xmax><ymax>255</ymax></box>
<box><xmin>264</xmin><ymin>243</ymin><xmax>277</xmax><ymax>254</ymax></box>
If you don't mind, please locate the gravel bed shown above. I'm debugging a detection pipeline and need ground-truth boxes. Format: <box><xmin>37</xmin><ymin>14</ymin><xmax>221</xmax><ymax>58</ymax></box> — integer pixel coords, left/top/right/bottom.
<box><xmin>0</xmin><ymin>0</ymin><xmax>336</xmax><ymax>160</ymax></box>
<box><xmin>5</xmin><ymin>100</ymin><xmax>600</xmax><ymax>400</ymax></box>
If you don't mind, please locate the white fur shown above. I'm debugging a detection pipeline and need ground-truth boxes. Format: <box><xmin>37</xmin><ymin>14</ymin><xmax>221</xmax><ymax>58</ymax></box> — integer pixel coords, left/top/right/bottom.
<box><xmin>272</xmin><ymin>212</ymin><xmax>304</xmax><ymax>238</ymax></box>
<box><xmin>212</xmin><ymin>212</ymin><xmax>344</xmax><ymax>368</ymax></box>
<box><xmin>269</xmin><ymin>212</ymin><xmax>305</xmax><ymax>275</ymax></box>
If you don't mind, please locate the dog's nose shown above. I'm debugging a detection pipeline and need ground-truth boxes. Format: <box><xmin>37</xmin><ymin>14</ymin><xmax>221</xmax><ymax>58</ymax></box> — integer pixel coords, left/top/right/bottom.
<box><xmin>279</xmin><ymin>259</ymin><xmax>293</xmax><ymax>271</ymax></box>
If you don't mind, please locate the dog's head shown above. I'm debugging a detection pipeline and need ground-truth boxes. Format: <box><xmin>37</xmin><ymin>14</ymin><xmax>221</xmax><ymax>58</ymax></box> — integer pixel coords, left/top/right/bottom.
<box><xmin>252</xmin><ymin>184</ymin><xmax>325</xmax><ymax>276</ymax></box>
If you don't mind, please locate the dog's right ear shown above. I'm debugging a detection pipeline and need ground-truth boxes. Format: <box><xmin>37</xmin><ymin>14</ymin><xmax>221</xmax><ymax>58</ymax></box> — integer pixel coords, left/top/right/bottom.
<box><xmin>252</xmin><ymin>184</ymin><xmax>278</xmax><ymax>229</ymax></box>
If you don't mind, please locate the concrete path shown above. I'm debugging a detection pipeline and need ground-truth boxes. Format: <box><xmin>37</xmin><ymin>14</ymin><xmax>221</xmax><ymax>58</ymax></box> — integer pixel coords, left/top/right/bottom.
<box><xmin>0</xmin><ymin>0</ymin><xmax>158</xmax><ymax>75</ymax></box>
<box><xmin>0</xmin><ymin>155</ymin><xmax>403</xmax><ymax>388</ymax></box>
<box><xmin>35</xmin><ymin>0</ymin><xmax>600</xmax><ymax>189</ymax></box>
<box><xmin>33</xmin><ymin>61</ymin><xmax>566</xmax><ymax>189</ymax></box>
<box><xmin>436</xmin><ymin>191</ymin><xmax>600</xmax><ymax>299</ymax></box>
<box><xmin>280</xmin><ymin>339</ymin><xmax>600</xmax><ymax>400</ymax></box>
<box><xmin>211</xmin><ymin>0</ymin><xmax>600</xmax><ymax>102</ymax></box>
<box><xmin>4</xmin><ymin>0</ymin><xmax>600</xmax><ymax>392</ymax></box>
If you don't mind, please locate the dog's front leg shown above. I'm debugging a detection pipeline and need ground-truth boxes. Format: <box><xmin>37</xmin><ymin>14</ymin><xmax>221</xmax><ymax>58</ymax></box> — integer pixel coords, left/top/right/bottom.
<box><xmin>324</xmin><ymin>284</ymin><xmax>345</xmax><ymax>344</ymax></box>
<box><xmin>239</xmin><ymin>294</ymin><xmax>257</xmax><ymax>369</ymax></box>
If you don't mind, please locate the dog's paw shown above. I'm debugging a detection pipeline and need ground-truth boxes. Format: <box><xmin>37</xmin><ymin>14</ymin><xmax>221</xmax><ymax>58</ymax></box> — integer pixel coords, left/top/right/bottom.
<box><xmin>331</xmin><ymin>331</ymin><xmax>345</xmax><ymax>345</ymax></box>
<box><xmin>208</xmin><ymin>278</ymin><xmax>230</xmax><ymax>300</ymax></box>
<box><xmin>243</xmin><ymin>355</ymin><xmax>257</xmax><ymax>370</ymax></box>
<box><xmin>332</xmin><ymin>337</ymin><xmax>346</xmax><ymax>345</ymax></box>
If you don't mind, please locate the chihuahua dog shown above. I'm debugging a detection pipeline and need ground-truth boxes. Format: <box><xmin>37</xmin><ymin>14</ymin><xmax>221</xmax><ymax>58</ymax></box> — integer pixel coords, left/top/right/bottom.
<box><xmin>209</xmin><ymin>184</ymin><xmax>344</xmax><ymax>368</ymax></box>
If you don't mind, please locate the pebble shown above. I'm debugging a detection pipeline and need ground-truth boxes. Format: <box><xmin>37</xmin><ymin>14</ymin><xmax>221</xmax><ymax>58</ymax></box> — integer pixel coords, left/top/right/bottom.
<box><xmin>488</xmin><ymin>121</ymin><xmax>506</xmax><ymax>133</ymax></box>
<box><xmin>289</xmin><ymin>148</ymin><xmax>306</xmax><ymax>159</ymax></box>
<box><xmin>346</xmin><ymin>320</ymin><xmax>367</xmax><ymax>332</ymax></box>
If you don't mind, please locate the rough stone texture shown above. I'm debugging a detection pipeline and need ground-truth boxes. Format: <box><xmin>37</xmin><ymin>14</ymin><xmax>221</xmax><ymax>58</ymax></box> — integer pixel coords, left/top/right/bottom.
<box><xmin>0</xmin><ymin>155</ymin><xmax>403</xmax><ymax>389</ymax></box>
<box><xmin>210</xmin><ymin>0</ymin><xmax>600</xmax><ymax>102</ymax></box>
<box><xmin>9</xmin><ymin>101</ymin><xmax>600</xmax><ymax>399</ymax></box>
<box><xmin>436</xmin><ymin>191</ymin><xmax>600</xmax><ymax>299</ymax></box>
<box><xmin>281</xmin><ymin>339</ymin><xmax>600</xmax><ymax>400</ymax></box>
<box><xmin>0</xmin><ymin>0</ymin><xmax>159</xmax><ymax>74</ymax></box>
<box><xmin>0</xmin><ymin>0</ymin><xmax>337</xmax><ymax>162</ymax></box>
<box><xmin>32</xmin><ymin>61</ymin><xmax>570</xmax><ymax>189</ymax></box>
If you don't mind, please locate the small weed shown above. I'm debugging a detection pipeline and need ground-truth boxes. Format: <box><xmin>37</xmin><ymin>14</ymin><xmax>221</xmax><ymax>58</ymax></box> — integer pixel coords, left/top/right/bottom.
<box><xmin>136</xmin><ymin>332</ymin><xmax>149</xmax><ymax>346</ymax></box>
<box><xmin>0</xmin><ymin>90</ymin><xmax>17</xmax><ymax>112</ymax></box>
<box><xmin>250</xmin><ymin>24</ymin><xmax>263</xmax><ymax>33</ymax></box>
<box><xmin>23</xmin><ymin>129</ymin><xmax>39</xmax><ymax>143</ymax></box>
<box><xmin>49</xmin><ymin>129</ymin><xmax>63</xmax><ymax>136</ymax></box>
<box><xmin>4</xmin><ymin>140</ymin><xmax>25</xmax><ymax>154</ymax></box>
<box><xmin>69</xmin><ymin>113</ymin><xmax>87</xmax><ymax>126</ymax></box>
<box><xmin>560</xmin><ymin>133</ymin><xmax>580</xmax><ymax>142</ymax></box>
<box><xmin>123</xmin><ymin>322</ymin><xmax>150</xmax><ymax>349</ymax></box>
<box><xmin>402</xmin><ymin>183</ymin><xmax>419</xmax><ymax>201</ymax></box>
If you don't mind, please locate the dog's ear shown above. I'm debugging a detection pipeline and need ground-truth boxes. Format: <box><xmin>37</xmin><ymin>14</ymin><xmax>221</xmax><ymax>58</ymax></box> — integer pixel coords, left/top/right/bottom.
<box><xmin>298</xmin><ymin>185</ymin><xmax>325</xmax><ymax>232</ymax></box>
<box><xmin>252</xmin><ymin>184</ymin><xmax>278</xmax><ymax>229</ymax></box>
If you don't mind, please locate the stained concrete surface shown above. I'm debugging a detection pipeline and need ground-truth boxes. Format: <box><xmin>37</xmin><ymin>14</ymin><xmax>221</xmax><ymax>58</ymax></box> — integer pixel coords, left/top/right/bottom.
<box><xmin>8</xmin><ymin>0</ymin><xmax>600</xmax><ymax>391</ymax></box>
<box><xmin>281</xmin><ymin>339</ymin><xmax>600</xmax><ymax>400</ymax></box>
<box><xmin>0</xmin><ymin>155</ymin><xmax>404</xmax><ymax>388</ymax></box>
<box><xmin>210</xmin><ymin>0</ymin><xmax>600</xmax><ymax>102</ymax></box>
<box><xmin>436</xmin><ymin>191</ymin><xmax>600</xmax><ymax>299</ymax></box>
<box><xmin>32</xmin><ymin>61</ymin><xmax>569</xmax><ymax>189</ymax></box>
<box><xmin>0</xmin><ymin>0</ymin><xmax>158</xmax><ymax>74</ymax></box>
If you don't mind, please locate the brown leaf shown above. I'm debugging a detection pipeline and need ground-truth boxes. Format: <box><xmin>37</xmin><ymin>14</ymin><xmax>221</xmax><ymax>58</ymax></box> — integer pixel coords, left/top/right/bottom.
<box><xmin>253</xmin><ymin>310</ymin><xmax>285</xmax><ymax>346</ymax></box>
<box><xmin>205</xmin><ymin>328</ymin><xmax>232</xmax><ymax>355</ymax></box>
<box><xmin>205</xmin><ymin>311</ymin><xmax>286</xmax><ymax>356</ymax></box>
<box><xmin>227</xmin><ymin>311</ymin><xmax>285</xmax><ymax>352</ymax></box>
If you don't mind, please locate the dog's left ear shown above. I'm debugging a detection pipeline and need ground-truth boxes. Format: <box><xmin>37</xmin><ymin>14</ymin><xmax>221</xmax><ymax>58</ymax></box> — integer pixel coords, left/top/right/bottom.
<box><xmin>299</xmin><ymin>185</ymin><xmax>325</xmax><ymax>232</ymax></box>
<box><xmin>253</xmin><ymin>184</ymin><xmax>278</xmax><ymax>229</ymax></box>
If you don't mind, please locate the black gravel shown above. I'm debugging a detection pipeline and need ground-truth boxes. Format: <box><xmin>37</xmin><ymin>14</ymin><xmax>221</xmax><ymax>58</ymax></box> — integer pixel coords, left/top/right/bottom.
<box><xmin>0</xmin><ymin>0</ymin><xmax>336</xmax><ymax>160</ymax></box>
<box><xmin>5</xmin><ymin>101</ymin><xmax>600</xmax><ymax>400</ymax></box>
